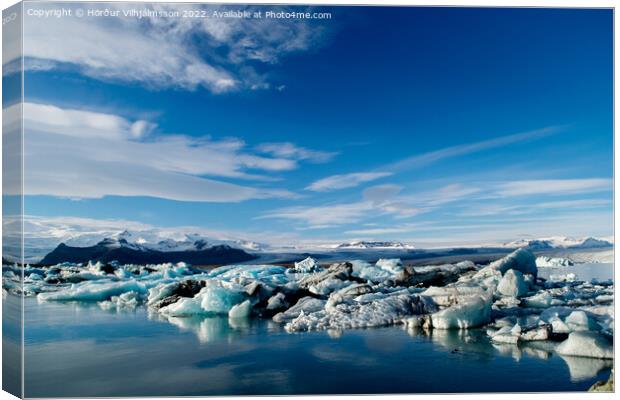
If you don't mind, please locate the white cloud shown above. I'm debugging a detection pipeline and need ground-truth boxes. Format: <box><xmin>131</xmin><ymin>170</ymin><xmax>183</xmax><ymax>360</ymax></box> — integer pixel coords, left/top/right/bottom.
<box><xmin>23</xmin><ymin>103</ymin><xmax>152</xmax><ymax>140</ymax></box>
<box><xmin>496</xmin><ymin>179</ymin><xmax>612</xmax><ymax>197</ymax></box>
<box><xmin>257</xmin><ymin>142</ymin><xmax>337</xmax><ymax>163</ymax></box>
<box><xmin>11</xmin><ymin>102</ymin><xmax>340</xmax><ymax>202</ymax></box>
<box><xmin>260</xmin><ymin>182</ymin><xmax>481</xmax><ymax>227</ymax></box>
<box><xmin>258</xmin><ymin>202</ymin><xmax>374</xmax><ymax>227</ymax></box>
<box><xmin>20</xmin><ymin>4</ymin><xmax>327</xmax><ymax>92</ymax></box>
<box><xmin>306</xmin><ymin>172</ymin><xmax>392</xmax><ymax>192</ymax></box>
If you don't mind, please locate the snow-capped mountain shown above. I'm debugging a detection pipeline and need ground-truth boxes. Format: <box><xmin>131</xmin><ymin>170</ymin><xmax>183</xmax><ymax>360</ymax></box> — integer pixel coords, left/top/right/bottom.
<box><xmin>10</xmin><ymin>217</ymin><xmax>268</xmax><ymax>263</ymax></box>
<box><xmin>39</xmin><ymin>237</ymin><xmax>257</xmax><ymax>266</ymax></box>
<box><xmin>335</xmin><ymin>241</ymin><xmax>415</xmax><ymax>250</ymax></box>
<box><xmin>106</xmin><ymin>231</ymin><xmax>203</xmax><ymax>252</ymax></box>
<box><xmin>504</xmin><ymin>236</ymin><xmax>613</xmax><ymax>250</ymax></box>
<box><xmin>97</xmin><ymin>230</ymin><xmax>266</xmax><ymax>253</ymax></box>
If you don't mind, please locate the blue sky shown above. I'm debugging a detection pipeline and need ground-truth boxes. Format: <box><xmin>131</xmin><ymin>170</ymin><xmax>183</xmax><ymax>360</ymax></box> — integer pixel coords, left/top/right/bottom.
<box><xmin>12</xmin><ymin>4</ymin><xmax>613</xmax><ymax>246</ymax></box>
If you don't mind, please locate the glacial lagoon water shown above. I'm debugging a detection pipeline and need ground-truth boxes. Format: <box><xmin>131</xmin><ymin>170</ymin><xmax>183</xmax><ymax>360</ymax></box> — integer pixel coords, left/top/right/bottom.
<box><xmin>12</xmin><ymin>262</ymin><xmax>614</xmax><ymax>396</ymax></box>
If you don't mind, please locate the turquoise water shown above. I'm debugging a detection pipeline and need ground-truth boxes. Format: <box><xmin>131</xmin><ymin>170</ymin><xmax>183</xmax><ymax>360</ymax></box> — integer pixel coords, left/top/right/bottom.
<box><xmin>15</xmin><ymin>292</ymin><xmax>611</xmax><ymax>397</ymax></box>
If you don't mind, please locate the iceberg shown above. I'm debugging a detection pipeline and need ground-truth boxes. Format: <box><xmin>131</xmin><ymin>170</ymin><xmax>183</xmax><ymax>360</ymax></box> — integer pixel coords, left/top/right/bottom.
<box><xmin>293</xmin><ymin>257</ymin><xmax>322</xmax><ymax>273</ymax></box>
<box><xmin>5</xmin><ymin>244</ymin><xmax>612</xmax><ymax>365</ymax></box>
<box><xmin>430</xmin><ymin>292</ymin><xmax>492</xmax><ymax>329</ymax></box>
<box><xmin>38</xmin><ymin>280</ymin><xmax>149</xmax><ymax>302</ymax></box>
<box><xmin>475</xmin><ymin>248</ymin><xmax>537</xmax><ymax>278</ymax></box>
<box><xmin>351</xmin><ymin>259</ymin><xmax>401</xmax><ymax>283</ymax></box>
<box><xmin>496</xmin><ymin>269</ymin><xmax>529</xmax><ymax>298</ymax></box>
<box><xmin>556</xmin><ymin>332</ymin><xmax>613</xmax><ymax>359</ymax></box>
<box><xmin>272</xmin><ymin>297</ymin><xmax>326</xmax><ymax>323</ymax></box>
<box><xmin>228</xmin><ymin>300</ymin><xmax>252</xmax><ymax>319</ymax></box>
<box><xmin>285</xmin><ymin>293</ymin><xmax>430</xmax><ymax>332</ymax></box>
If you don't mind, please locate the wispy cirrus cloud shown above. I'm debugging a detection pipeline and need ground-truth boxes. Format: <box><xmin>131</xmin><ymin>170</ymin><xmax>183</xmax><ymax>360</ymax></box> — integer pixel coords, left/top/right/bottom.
<box><xmin>306</xmin><ymin>172</ymin><xmax>392</xmax><ymax>192</ymax></box>
<box><xmin>260</xmin><ymin>174</ymin><xmax>613</xmax><ymax>231</ymax></box>
<box><xmin>386</xmin><ymin>126</ymin><xmax>562</xmax><ymax>172</ymax></box>
<box><xmin>458</xmin><ymin>198</ymin><xmax>612</xmax><ymax>217</ymax></box>
<box><xmin>13</xmin><ymin>102</ymin><xmax>333</xmax><ymax>202</ymax></box>
<box><xmin>306</xmin><ymin>126</ymin><xmax>562</xmax><ymax>192</ymax></box>
<box><xmin>496</xmin><ymin>179</ymin><xmax>612</xmax><ymax>197</ymax></box>
<box><xmin>256</xmin><ymin>142</ymin><xmax>337</xmax><ymax>164</ymax></box>
<box><xmin>17</xmin><ymin>4</ymin><xmax>329</xmax><ymax>92</ymax></box>
<box><xmin>259</xmin><ymin>183</ymin><xmax>466</xmax><ymax>228</ymax></box>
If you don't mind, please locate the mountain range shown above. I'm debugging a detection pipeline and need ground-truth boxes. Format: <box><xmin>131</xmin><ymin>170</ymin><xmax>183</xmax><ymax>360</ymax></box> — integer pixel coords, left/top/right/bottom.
<box><xmin>6</xmin><ymin>223</ymin><xmax>613</xmax><ymax>265</ymax></box>
<box><xmin>39</xmin><ymin>236</ymin><xmax>256</xmax><ymax>266</ymax></box>
<box><xmin>502</xmin><ymin>236</ymin><xmax>613</xmax><ymax>250</ymax></box>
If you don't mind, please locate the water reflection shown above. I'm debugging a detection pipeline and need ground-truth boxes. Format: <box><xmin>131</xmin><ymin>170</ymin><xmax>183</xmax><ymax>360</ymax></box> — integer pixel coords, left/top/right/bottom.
<box><xmin>147</xmin><ymin>311</ymin><xmax>258</xmax><ymax>343</ymax></box>
<box><xmin>406</xmin><ymin>326</ymin><xmax>496</xmax><ymax>357</ymax></box>
<box><xmin>560</xmin><ymin>356</ymin><xmax>614</xmax><ymax>382</ymax></box>
<box><xmin>405</xmin><ymin>324</ymin><xmax>611</xmax><ymax>382</ymax></box>
<box><xmin>22</xmin><ymin>297</ymin><xmax>612</xmax><ymax>396</ymax></box>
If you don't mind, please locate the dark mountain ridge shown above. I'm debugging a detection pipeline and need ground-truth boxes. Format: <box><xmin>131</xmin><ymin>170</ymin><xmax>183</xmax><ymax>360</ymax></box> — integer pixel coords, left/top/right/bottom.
<box><xmin>40</xmin><ymin>239</ymin><xmax>256</xmax><ymax>266</ymax></box>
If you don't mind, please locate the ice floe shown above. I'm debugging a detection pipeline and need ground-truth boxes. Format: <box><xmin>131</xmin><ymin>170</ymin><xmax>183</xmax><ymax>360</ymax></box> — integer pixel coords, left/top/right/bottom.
<box><xmin>3</xmin><ymin>249</ymin><xmax>614</xmax><ymax>361</ymax></box>
<box><xmin>556</xmin><ymin>332</ymin><xmax>613</xmax><ymax>359</ymax></box>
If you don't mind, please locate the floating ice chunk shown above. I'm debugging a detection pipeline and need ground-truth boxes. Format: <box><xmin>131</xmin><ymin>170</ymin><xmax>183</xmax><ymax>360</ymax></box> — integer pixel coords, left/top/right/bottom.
<box><xmin>476</xmin><ymin>249</ymin><xmax>537</xmax><ymax>279</ymax></box>
<box><xmin>147</xmin><ymin>282</ymin><xmax>182</xmax><ymax>306</ymax></box>
<box><xmin>308</xmin><ymin>278</ymin><xmax>353</xmax><ymax>296</ymax></box>
<box><xmin>200</xmin><ymin>281</ymin><xmax>247</xmax><ymax>314</ymax></box>
<box><xmin>158</xmin><ymin>280</ymin><xmax>247</xmax><ymax>317</ymax></box>
<box><xmin>332</xmin><ymin>283</ymin><xmax>373</xmax><ymax>301</ymax></box>
<box><xmin>403</xmin><ymin>315</ymin><xmax>432</xmax><ymax>330</ymax></box>
<box><xmin>539</xmin><ymin>306</ymin><xmax>572</xmax><ymax>322</ymax></box>
<box><xmin>272</xmin><ymin>296</ymin><xmax>326</xmax><ymax>323</ymax></box>
<box><xmin>521</xmin><ymin>325</ymin><xmax>551</xmax><ymax>341</ymax></box>
<box><xmin>536</xmin><ymin>256</ymin><xmax>574</xmax><ymax>268</ymax></box>
<box><xmin>422</xmin><ymin>286</ymin><xmax>487</xmax><ymax>307</ymax></box>
<box><xmin>38</xmin><ymin>280</ymin><xmax>147</xmax><ymax>302</ymax></box>
<box><xmin>556</xmin><ymin>332</ymin><xmax>613</xmax><ymax>359</ymax></box>
<box><xmin>293</xmin><ymin>257</ymin><xmax>322</xmax><ymax>273</ymax></box>
<box><xmin>493</xmin><ymin>296</ymin><xmax>521</xmax><ymax>309</ymax></box>
<box><xmin>159</xmin><ymin>296</ymin><xmax>204</xmax><ymax>316</ymax></box>
<box><xmin>99</xmin><ymin>291</ymin><xmax>141</xmax><ymax>310</ymax></box>
<box><xmin>267</xmin><ymin>292</ymin><xmax>289</xmax><ymax>310</ymax></box>
<box><xmin>594</xmin><ymin>294</ymin><xmax>614</xmax><ymax>304</ymax></box>
<box><xmin>349</xmin><ymin>259</ymin><xmax>408</xmax><ymax>283</ymax></box>
<box><xmin>523</xmin><ymin>292</ymin><xmax>554</xmax><ymax>308</ymax></box>
<box><xmin>375</xmin><ymin>259</ymin><xmax>404</xmax><ymax>274</ymax></box>
<box><xmin>228</xmin><ymin>300</ymin><xmax>252</xmax><ymax>319</ymax></box>
<box><xmin>351</xmin><ymin>260</ymin><xmax>394</xmax><ymax>283</ymax></box>
<box><xmin>207</xmin><ymin>264</ymin><xmax>289</xmax><ymax>286</ymax></box>
<box><xmin>492</xmin><ymin>332</ymin><xmax>519</xmax><ymax>344</ymax></box>
<box><xmin>497</xmin><ymin>269</ymin><xmax>529</xmax><ymax>297</ymax></box>
<box><xmin>565</xmin><ymin>310</ymin><xmax>600</xmax><ymax>332</ymax></box>
<box><xmin>430</xmin><ymin>292</ymin><xmax>493</xmax><ymax>329</ymax></box>
<box><xmin>285</xmin><ymin>293</ymin><xmax>429</xmax><ymax>332</ymax></box>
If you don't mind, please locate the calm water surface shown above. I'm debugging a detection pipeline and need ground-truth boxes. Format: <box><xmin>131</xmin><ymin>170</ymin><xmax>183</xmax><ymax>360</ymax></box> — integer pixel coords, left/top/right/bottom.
<box><xmin>13</xmin><ymin>262</ymin><xmax>613</xmax><ymax>396</ymax></box>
